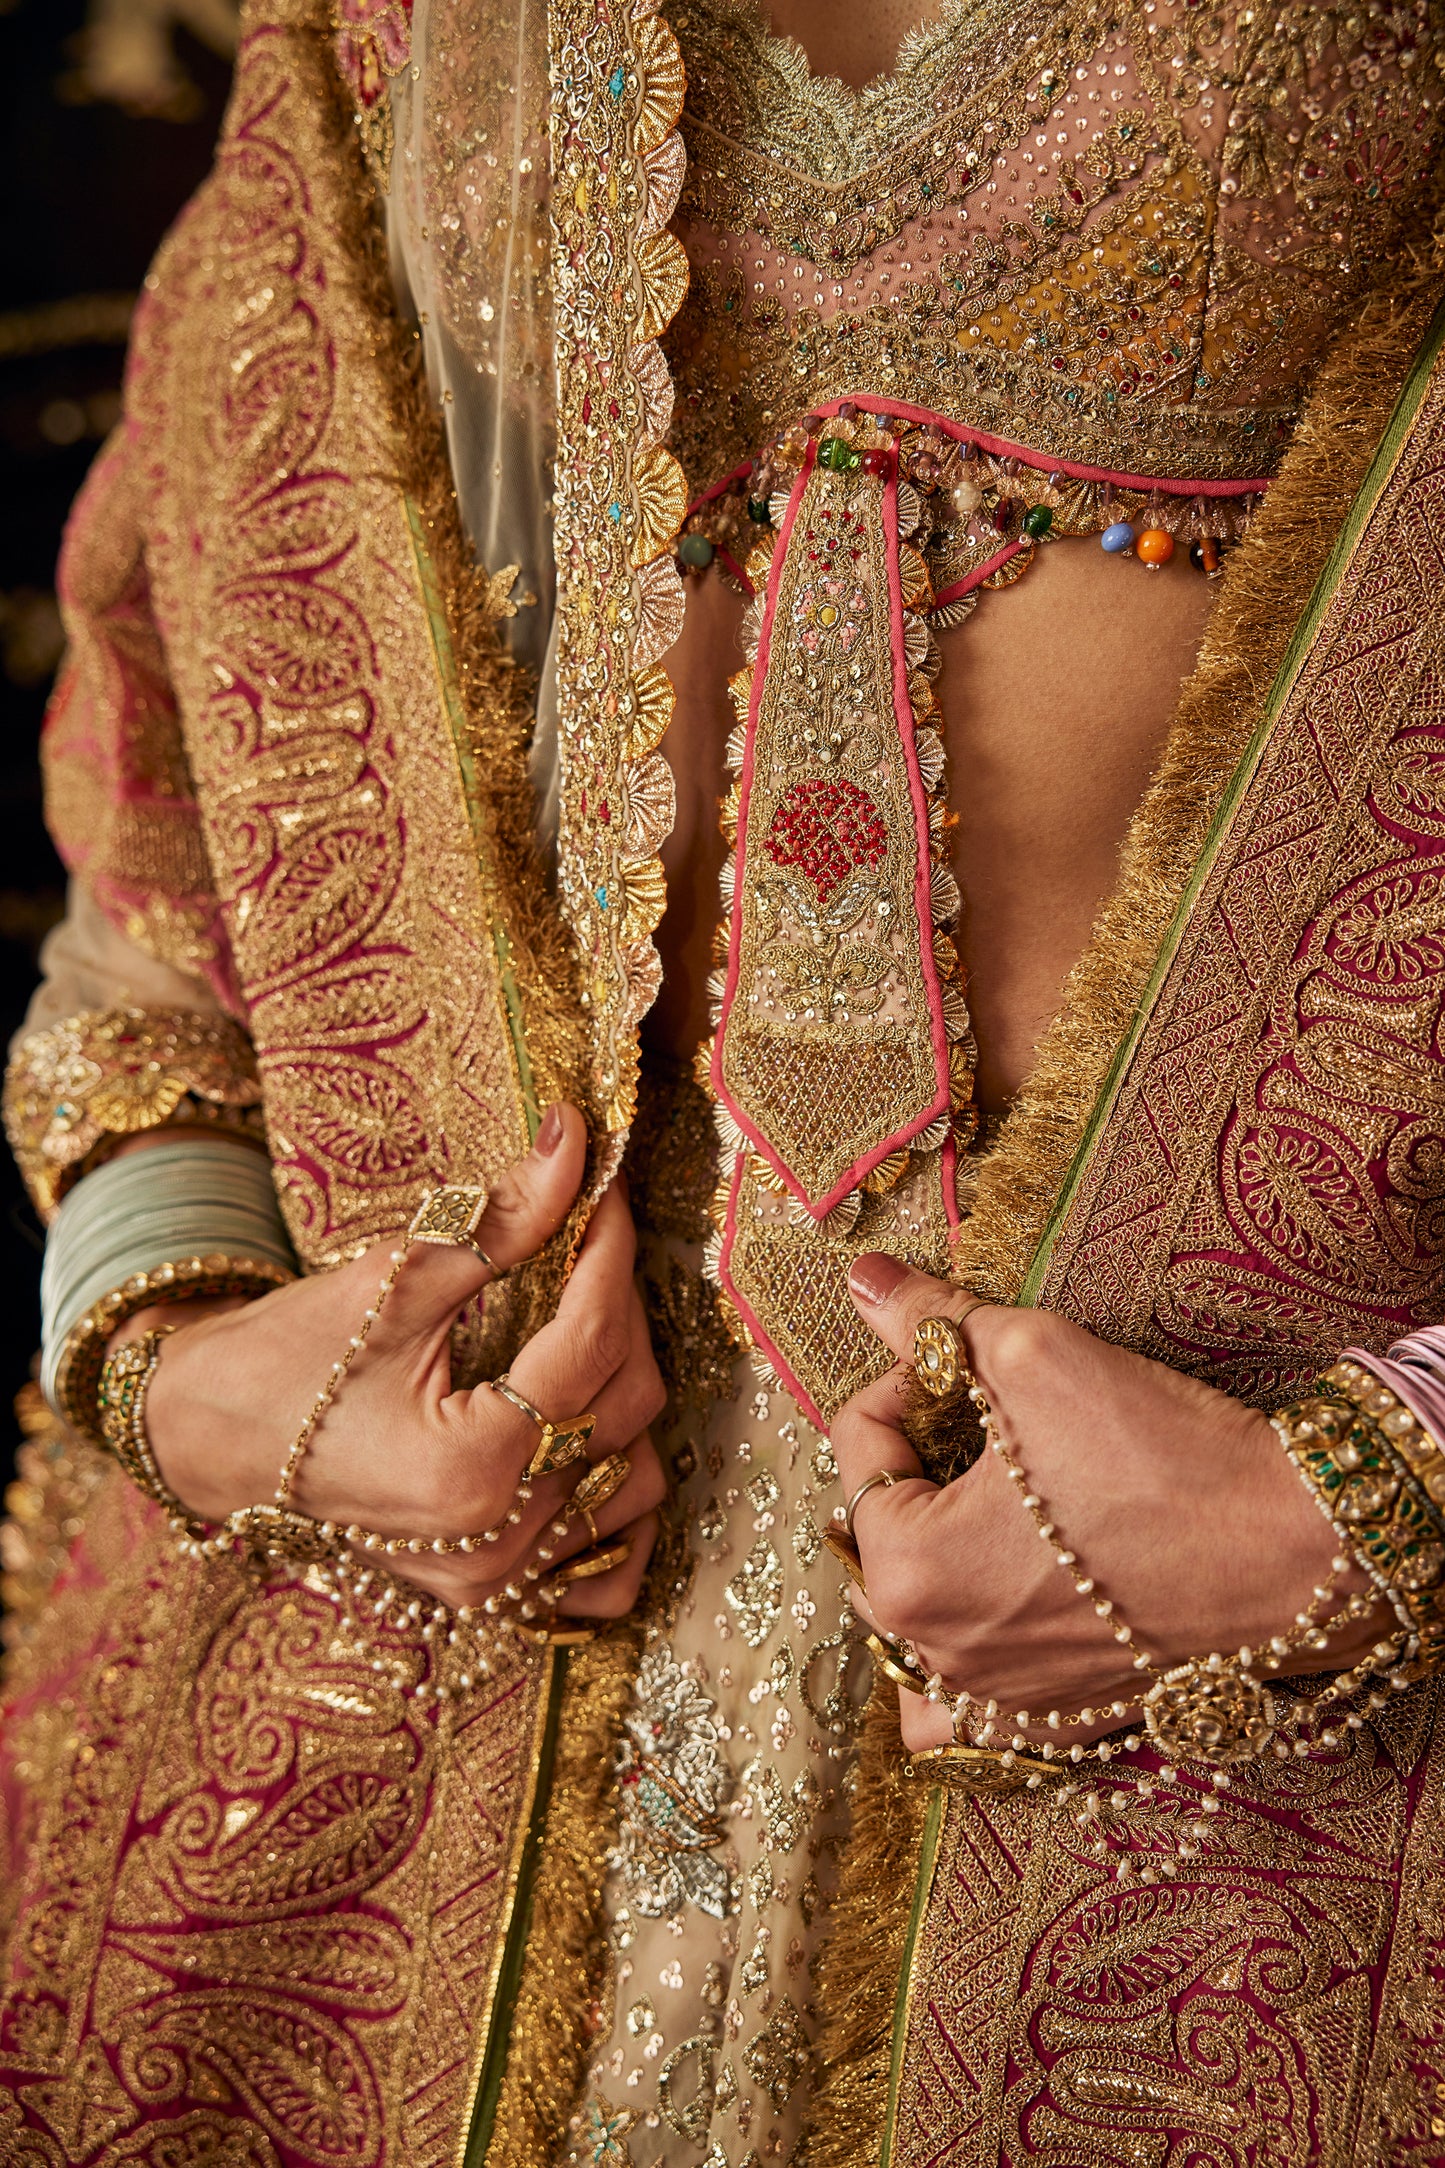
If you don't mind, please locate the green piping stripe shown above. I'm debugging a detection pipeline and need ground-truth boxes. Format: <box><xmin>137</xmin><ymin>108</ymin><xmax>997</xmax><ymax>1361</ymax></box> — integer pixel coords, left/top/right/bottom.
<box><xmin>881</xmin><ymin>1785</ymin><xmax>946</xmax><ymax>2168</ymax></box>
<box><xmin>461</xmin><ymin>1647</ymin><xmax>568</xmax><ymax>2167</ymax></box>
<box><xmin>403</xmin><ymin>497</ymin><xmax>540</xmax><ymax>1142</ymax></box>
<box><xmin>1017</xmin><ymin>290</ymin><xmax>1445</xmax><ymax>1310</ymax></box>
<box><xmin>491</xmin><ymin>920</ymin><xmax>542</xmax><ymax>1144</ymax></box>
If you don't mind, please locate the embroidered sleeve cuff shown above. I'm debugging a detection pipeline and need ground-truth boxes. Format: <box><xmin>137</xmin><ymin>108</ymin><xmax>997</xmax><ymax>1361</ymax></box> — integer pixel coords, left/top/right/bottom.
<box><xmin>4</xmin><ymin>1004</ymin><xmax>266</xmax><ymax>1220</ymax></box>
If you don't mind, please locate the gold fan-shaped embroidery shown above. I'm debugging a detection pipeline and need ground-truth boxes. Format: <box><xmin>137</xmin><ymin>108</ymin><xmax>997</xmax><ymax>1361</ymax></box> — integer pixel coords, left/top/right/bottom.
<box><xmin>727</xmin><ymin>667</ymin><xmax>753</xmax><ymax>722</ymax></box>
<box><xmin>631</xmin><ymin>443</ymin><xmax>689</xmax><ymax>567</ymax></box>
<box><xmin>633</xmin><ymin>13</ymin><xmax>686</xmax><ymax>157</ymax></box>
<box><xmin>642</xmin><ymin>131</ymin><xmax>687</xmax><ymax>235</ymax></box>
<box><xmin>633</xmin><ymin>554</ymin><xmax>687</xmax><ymax>668</ymax></box>
<box><xmin>625</xmin><ymin>664</ymin><xmax>676</xmax><ymax>759</ymax></box>
<box><xmin>862</xmin><ymin>1149</ymin><xmax>911</xmax><ymax>1195</ymax></box>
<box><xmin>899</xmin><ymin>544</ymin><xmax>934</xmax><ymax>610</ymax></box>
<box><xmin>636</xmin><ymin>230</ymin><xmax>690</xmax><ymax>342</ymax></box>
<box><xmin>621</xmin><ymin>855</ymin><xmax>669</xmax><ymax>944</ymax></box>
<box><xmin>745</xmin><ymin>536</ymin><xmax>776</xmax><ymax>589</ymax></box>
<box><xmin>622</xmin><ymin>752</ymin><xmax>677</xmax><ymax>857</ymax></box>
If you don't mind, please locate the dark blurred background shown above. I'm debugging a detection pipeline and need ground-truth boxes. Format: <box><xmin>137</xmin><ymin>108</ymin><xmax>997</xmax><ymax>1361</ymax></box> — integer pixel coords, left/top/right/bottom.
<box><xmin>1</xmin><ymin>0</ymin><xmax>234</xmax><ymax>1494</ymax></box>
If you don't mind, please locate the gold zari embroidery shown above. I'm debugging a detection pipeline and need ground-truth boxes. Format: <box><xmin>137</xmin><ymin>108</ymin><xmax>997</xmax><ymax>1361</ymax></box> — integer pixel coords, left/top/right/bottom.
<box><xmin>667</xmin><ymin>0</ymin><xmax>1443</xmax><ymax>491</ymax></box>
<box><xmin>4</xmin><ymin>1005</ymin><xmax>266</xmax><ymax>1220</ymax></box>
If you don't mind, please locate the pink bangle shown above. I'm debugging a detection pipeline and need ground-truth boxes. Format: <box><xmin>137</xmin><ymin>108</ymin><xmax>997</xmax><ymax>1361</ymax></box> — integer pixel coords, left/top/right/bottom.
<box><xmin>1341</xmin><ymin>1325</ymin><xmax>1445</xmax><ymax>1449</ymax></box>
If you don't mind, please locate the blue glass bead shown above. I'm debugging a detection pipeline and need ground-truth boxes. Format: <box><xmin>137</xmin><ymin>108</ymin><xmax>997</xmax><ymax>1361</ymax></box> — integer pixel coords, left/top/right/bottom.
<box><xmin>1101</xmin><ymin>520</ymin><xmax>1136</xmax><ymax>553</ymax></box>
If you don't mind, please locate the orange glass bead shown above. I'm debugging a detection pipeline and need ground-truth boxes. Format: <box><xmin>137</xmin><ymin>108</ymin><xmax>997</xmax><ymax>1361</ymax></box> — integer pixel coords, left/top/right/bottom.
<box><xmin>1136</xmin><ymin>527</ymin><xmax>1175</xmax><ymax>567</ymax></box>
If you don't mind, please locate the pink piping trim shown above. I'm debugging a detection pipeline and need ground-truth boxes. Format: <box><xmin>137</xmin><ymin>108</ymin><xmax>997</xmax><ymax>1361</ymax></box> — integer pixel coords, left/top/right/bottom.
<box><xmin>806</xmin><ymin>394</ymin><xmax>1269</xmax><ymax>498</ymax></box>
<box><xmin>711</xmin><ymin>451</ymin><xmax>952</xmax><ymax>1215</ymax></box>
<box><xmin>683</xmin><ymin>466</ymin><xmax>758</xmax><ymax>593</ymax></box>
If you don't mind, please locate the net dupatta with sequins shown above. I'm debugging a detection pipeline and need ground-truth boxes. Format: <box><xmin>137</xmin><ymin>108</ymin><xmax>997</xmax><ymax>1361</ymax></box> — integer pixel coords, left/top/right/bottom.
<box><xmin>385</xmin><ymin>0</ymin><xmax>690</xmax><ymax>1162</ymax></box>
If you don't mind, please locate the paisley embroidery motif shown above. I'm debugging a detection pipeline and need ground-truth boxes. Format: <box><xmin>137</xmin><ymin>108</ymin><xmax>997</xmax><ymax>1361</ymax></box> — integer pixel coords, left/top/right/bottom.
<box><xmin>0</xmin><ymin>1476</ymin><xmax>548</xmax><ymax>2167</ymax></box>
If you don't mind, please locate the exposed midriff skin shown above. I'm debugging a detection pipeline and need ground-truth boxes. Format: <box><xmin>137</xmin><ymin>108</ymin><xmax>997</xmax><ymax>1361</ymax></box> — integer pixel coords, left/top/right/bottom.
<box><xmin>647</xmin><ymin>541</ymin><xmax>1215</xmax><ymax>1118</ymax></box>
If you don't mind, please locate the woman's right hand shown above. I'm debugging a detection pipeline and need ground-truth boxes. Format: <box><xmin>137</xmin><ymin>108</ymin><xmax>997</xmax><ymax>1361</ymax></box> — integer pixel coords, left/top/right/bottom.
<box><xmin>116</xmin><ymin>1104</ymin><xmax>668</xmax><ymax>1612</ymax></box>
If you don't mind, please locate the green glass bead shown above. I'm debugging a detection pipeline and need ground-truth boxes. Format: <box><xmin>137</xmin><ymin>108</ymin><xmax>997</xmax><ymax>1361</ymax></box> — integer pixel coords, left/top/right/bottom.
<box><xmin>747</xmin><ymin>497</ymin><xmax>773</xmax><ymax>524</ymax></box>
<box><xmin>1022</xmin><ymin>504</ymin><xmax>1053</xmax><ymax>538</ymax></box>
<box><xmin>818</xmin><ymin>436</ymin><xmax>860</xmax><ymax>473</ymax></box>
<box><xmin>678</xmin><ymin>532</ymin><xmax>715</xmax><ymax>568</ymax></box>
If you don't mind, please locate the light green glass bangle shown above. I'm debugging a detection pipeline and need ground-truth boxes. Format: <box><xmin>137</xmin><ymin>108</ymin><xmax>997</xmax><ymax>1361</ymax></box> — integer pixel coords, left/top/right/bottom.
<box><xmin>41</xmin><ymin>1135</ymin><xmax>297</xmax><ymax>1430</ymax></box>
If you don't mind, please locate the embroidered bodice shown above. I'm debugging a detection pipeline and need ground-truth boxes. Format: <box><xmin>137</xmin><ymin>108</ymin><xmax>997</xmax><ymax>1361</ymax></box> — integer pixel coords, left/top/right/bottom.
<box><xmin>665</xmin><ymin>0</ymin><xmax>1445</xmax><ymax>493</ymax></box>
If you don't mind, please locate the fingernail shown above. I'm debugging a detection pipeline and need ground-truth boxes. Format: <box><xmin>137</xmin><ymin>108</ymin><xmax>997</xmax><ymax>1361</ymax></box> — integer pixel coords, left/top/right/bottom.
<box><xmin>536</xmin><ymin>1104</ymin><xmax>564</xmax><ymax>1156</ymax></box>
<box><xmin>849</xmin><ymin>1252</ymin><xmax>907</xmax><ymax>1306</ymax></box>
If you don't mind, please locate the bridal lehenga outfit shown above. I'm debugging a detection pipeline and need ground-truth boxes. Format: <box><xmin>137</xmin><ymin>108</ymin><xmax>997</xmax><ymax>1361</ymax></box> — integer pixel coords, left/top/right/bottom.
<box><xmin>5</xmin><ymin>0</ymin><xmax>1445</xmax><ymax>2160</ymax></box>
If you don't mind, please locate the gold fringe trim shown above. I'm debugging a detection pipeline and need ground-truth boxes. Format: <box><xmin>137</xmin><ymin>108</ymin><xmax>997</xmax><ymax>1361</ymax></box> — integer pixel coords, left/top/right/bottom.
<box><xmin>273</xmin><ymin>10</ymin><xmax>624</xmax><ymax>2156</ymax></box>
<box><xmin>484</xmin><ymin>1632</ymin><xmax>640</xmax><ymax>2166</ymax></box>
<box><xmin>798</xmin><ymin>1692</ymin><xmax>929</xmax><ymax>2168</ymax></box>
<box><xmin>911</xmin><ymin>257</ymin><xmax>1445</xmax><ymax>1477</ymax></box>
<box><xmin>808</xmin><ymin>259</ymin><xmax>1445</xmax><ymax>2160</ymax></box>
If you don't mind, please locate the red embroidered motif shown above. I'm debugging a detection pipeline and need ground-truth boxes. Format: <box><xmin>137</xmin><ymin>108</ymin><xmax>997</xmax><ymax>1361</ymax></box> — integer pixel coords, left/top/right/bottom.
<box><xmin>334</xmin><ymin>0</ymin><xmax>413</xmax><ymax>115</ymax></box>
<box><xmin>765</xmin><ymin>778</ymin><xmax>888</xmax><ymax>904</ymax></box>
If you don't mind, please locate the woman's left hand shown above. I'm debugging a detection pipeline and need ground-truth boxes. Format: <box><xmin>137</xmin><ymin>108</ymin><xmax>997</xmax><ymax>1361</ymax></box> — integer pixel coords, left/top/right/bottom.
<box><xmin>834</xmin><ymin>1253</ymin><xmax>1382</xmax><ymax>1752</ymax></box>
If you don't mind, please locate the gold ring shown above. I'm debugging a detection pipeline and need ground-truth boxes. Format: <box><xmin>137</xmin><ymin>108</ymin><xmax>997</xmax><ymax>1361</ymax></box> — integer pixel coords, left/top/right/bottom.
<box><xmin>913</xmin><ymin>1315</ymin><xmax>971</xmax><ymax>1397</ymax></box>
<box><xmin>820</xmin><ymin>1524</ymin><xmax>868</xmax><ymax>1594</ymax></box>
<box><xmin>571</xmin><ymin>1451</ymin><xmax>632</xmax><ymax>1516</ymax></box>
<box><xmin>581</xmin><ymin>1507</ymin><xmax>599</xmax><ymax>1547</ymax></box>
<box><xmin>844</xmin><ymin>1468</ymin><xmax>913</xmax><ymax>1542</ymax></box>
<box><xmin>553</xmin><ymin>1536</ymin><xmax>632</xmax><ymax>1584</ymax></box>
<box><xmin>408</xmin><ymin>1185</ymin><xmax>506</xmax><ymax>1274</ymax></box>
<box><xmin>488</xmin><ymin>1376</ymin><xmax>596</xmax><ymax>1476</ymax></box>
<box><xmin>864</xmin><ymin>1629</ymin><xmax>927</xmax><ymax>1695</ymax></box>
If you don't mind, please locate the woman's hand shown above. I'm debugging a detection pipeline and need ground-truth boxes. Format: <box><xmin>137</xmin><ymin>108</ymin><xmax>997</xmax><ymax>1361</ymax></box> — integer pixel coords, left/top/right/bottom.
<box><xmin>835</xmin><ymin>1253</ymin><xmax>1380</xmax><ymax>1751</ymax></box>
<box><xmin>115</xmin><ymin>1105</ymin><xmax>667</xmax><ymax>1615</ymax></box>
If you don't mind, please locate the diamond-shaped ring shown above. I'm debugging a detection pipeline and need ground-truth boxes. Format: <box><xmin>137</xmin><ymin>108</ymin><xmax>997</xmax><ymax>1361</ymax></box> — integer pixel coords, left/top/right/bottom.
<box><xmin>407</xmin><ymin>1185</ymin><xmax>507</xmax><ymax>1278</ymax></box>
<box><xmin>488</xmin><ymin>1375</ymin><xmax>597</xmax><ymax>1477</ymax></box>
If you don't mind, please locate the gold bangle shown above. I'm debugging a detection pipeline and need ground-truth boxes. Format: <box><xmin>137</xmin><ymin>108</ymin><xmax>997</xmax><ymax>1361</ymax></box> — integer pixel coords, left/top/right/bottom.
<box><xmin>514</xmin><ymin>1621</ymin><xmax>598</xmax><ymax>1646</ymax></box>
<box><xmin>96</xmin><ymin>1329</ymin><xmax>207</xmax><ymax>1536</ymax></box>
<box><xmin>55</xmin><ymin>1253</ymin><xmax>294</xmax><ymax>1442</ymax></box>
<box><xmin>902</xmin><ymin>1741</ymin><xmax>1068</xmax><ymax>1792</ymax></box>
